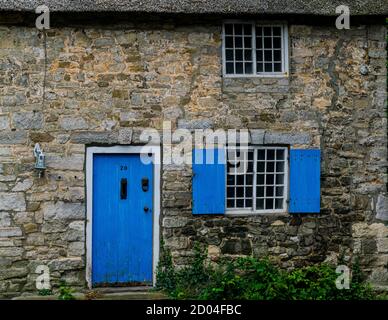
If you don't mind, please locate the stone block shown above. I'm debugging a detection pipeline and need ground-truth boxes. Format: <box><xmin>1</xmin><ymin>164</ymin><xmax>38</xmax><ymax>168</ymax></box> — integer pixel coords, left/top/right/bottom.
<box><xmin>0</xmin><ymin>116</ymin><xmax>9</xmax><ymax>130</ymax></box>
<box><xmin>48</xmin><ymin>257</ymin><xmax>84</xmax><ymax>271</ymax></box>
<box><xmin>264</xmin><ymin>132</ymin><xmax>312</xmax><ymax>145</ymax></box>
<box><xmin>46</xmin><ymin>154</ymin><xmax>84</xmax><ymax>171</ymax></box>
<box><xmin>118</xmin><ymin>128</ymin><xmax>133</xmax><ymax>144</ymax></box>
<box><xmin>377</xmin><ymin>238</ymin><xmax>388</xmax><ymax>253</ymax></box>
<box><xmin>177</xmin><ymin>119</ymin><xmax>213</xmax><ymax>130</ymax></box>
<box><xmin>70</xmin><ymin>131</ymin><xmax>118</xmax><ymax>144</ymax></box>
<box><xmin>221</xmin><ymin>239</ymin><xmax>252</xmax><ymax>255</ymax></box>
<box><xmin>0</xmin><ymin>131</ymin><xmax>27</xmax><ymax>144</ymax></box>
<box><xmin>376</xmin><ymin>194</ymin><xmax>388</xmax><ymax>221</ymax></box>
<box><xmin>12</xmin><ymin>112</ymin><xmax>44</xmax><ymax>129</ymax></box>
<box><xmin>0</xmin><ymin>227</ymin><xmax>22</xmax><ymax>237</ymax></box>
<box><xmin>12</xmin><ymin>179</ymin><xmax>33</xmax><ymax>192</ymax></box>
<box><xmin>59</xmin><ymin>117</ymin><xmax>88</xmax><ymax>130</ymax></box>
<box><xmin>0</xmin><ymin>247</ymin><xmax>23</xmax><ymax>257</ymax></box>
<box><xmin>0</xmin><ymin>268</ymin><xmax>28</xmax><ymax>281</ymax></box>
<box><xmin>0</xmin><ymin>212</ymin><xmax>11</xmax><ymax>227</ymax></box>
<box><xmin>0</xmin><ymin>192</ymin><xmax>26</xmax><ymax>211</ymax></box>
<box><xmin>162</xmin><ymin>217</ymin><xmax>188</xmax><ymax>228</ymax></box>
<box><xmin>68</xmin><ymin>242</ymin><xmax>85</xmax><ymax>256</ymax></box>
<box><xmin>42</xmin><ymin>202</ymin><xmax>85</xmax><ymax>221</ymax></box>
<box><xmin>250</xmin><ymin>129</ymin><xmax>265</xmax><ymax>144</ymax></box>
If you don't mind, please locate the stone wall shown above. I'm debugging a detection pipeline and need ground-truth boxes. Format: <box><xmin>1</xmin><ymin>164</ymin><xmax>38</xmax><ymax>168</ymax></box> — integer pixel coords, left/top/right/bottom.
<box><xmin>0</xmin><ymin>17</ymin><xmax>386</xmax><ymax>297</ymax></box>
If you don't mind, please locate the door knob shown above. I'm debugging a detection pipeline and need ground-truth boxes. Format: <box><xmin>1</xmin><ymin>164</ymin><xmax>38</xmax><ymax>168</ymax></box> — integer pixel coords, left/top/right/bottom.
<box><xmin>144</xmin><ymin>206</ymin><xmax>149</xmax><ymax>213</ymax></box>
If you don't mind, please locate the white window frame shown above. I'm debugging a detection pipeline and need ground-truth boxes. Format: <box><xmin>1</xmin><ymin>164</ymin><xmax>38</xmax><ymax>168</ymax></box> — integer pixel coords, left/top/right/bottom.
<box><xmin>225</xmin><ymin>146</ymin><xmax>289</xmax><ymax>215</ymax></box>
<box><xmin>222</xmin><ymin>20</ymin><xmax>289</xmax><ymax>78</ymax></box>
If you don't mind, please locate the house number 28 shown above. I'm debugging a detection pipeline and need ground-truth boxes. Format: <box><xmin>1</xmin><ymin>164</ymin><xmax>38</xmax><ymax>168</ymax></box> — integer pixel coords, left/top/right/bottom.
<box><xmin>120</xmin><ymin>165</ymin><xmax>128</xmax><ymax>171</ymax></box>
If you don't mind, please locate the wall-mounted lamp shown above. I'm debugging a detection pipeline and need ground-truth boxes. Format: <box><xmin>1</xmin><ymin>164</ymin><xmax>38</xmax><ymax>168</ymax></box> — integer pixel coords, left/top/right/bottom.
<box><xmin>33</xmin><ymin>143</ymin><xmax>46</xmax><ymax>177</ymax></box>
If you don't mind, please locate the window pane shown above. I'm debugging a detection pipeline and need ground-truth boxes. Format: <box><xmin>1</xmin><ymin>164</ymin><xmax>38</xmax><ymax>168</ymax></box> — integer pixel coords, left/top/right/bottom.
<box><xmin>264</xmin><ymin>63</ymin><xmax>272</xmax><ymax>72</ymax></box>
<box><xmin>257</xmin><ymin>174</ymin><xmax>264</xmax><ymax>185</ymax></box>
<box><xmin>267</xmin><ymin>149</ymin><xmax>275</xmax><ymax>160</ymax></box>
<box><xmin>244</xmin><ymin>24</ymin><xmax>252</xmax><ymax>35</ymax></box>
<box><xmin>265</xmin><ymin>198</ymin><xmax>273</xmax><ymax>209</ymax></box>
<box><xmin>257</xmin><ymin>186</ymin><xmax>264</xmax><ymax>197</ymax></box>
<box><xmin>226</xmin><ymin>49</ymin><xmax>234</xmax><ymax>61</ymax></box>
<box><xmin>227</xmin><ymin>199</ymin><xmax>235</xmax><ymax>208</ymax></box>
<box><xmin>235</xmin><ymin>37</ymin><xmax>243</xmax><ymax>48</ymax></box>
<box><xmin>257</xmin><ymin>63</ymin><xmax>263</xmax><ymax>72</ymax></box>
<box><xmin>274</xmin><ymin>50</ymin><xmax>281</xmax><ymax>61</ymax></box>
<box><xmin>235</xmin><ymin>62</ymin><xmax>244</xmax><ymax>74</ymax></box>
<box><xmin>276</xmin><ymin>174</ymin><xmax>284</xmax><ymax>184</ymax></box>
<box><xmin>276</xmin><ymin>186</ymin><xmax>284</xmax><ymax>197</ymax></box>
<box><xmin>264</xmin><ymin>27</ymin><xmax>271</xmax><ymax>36</ymax></box>
<box><xmin>246</xmin><ymin>187</ymin><xmax>252</xmax><ymax>197</ymax></box>
<box><xmin>244</xmin><ymin>50</ymin><xmax>252</xmax><ymax>61</ymax></box>
<box><xmin>266</xmin><ymin>186</ymin><xmax>274</xmax><ymax>197</ymax></box>
<box><xmin>276</xmin><ymin>149</ymin><xmax>285</xmax><ymax>160</ymax></box>
<box><xmin>273</xmin><ymin>37</ymin><xmax>281</xmax><ymax>49</ymax></box>
<box><xmin>264</xmin><ymin>37</ymin><xmax>272</xmax><ymax>48</ymax></box>
<box><xmin>248</xmin><ymin>160</ymin><xmax>254</xmax><ymax>172</ymax></box>
<box><xmin>256</xmin><ymin>27</ymin><xmax>262</xmax><ymax>36</ymax></box>
<box><xmin>275</xmin><ymin>198</ymin><xmax>283</xmax><ymax>209</ymax></box>
<box><xmin>244</xmin><ymin>37</ymin><xmax>252</xmax><ymax>48</ymax></box>
<box><xmin>266</xmin><ymin>174</ymin><xmax>274</xmax><ymax>185</ymax></box>
<box><xmin>276</xmin><ymin>161</ymin><xmax>284</xmax><ymax>172</ymax></box>
<box><xmin>256</xmin><ymin>37</ymin><xmax>263</xmax><ymax>49</ymax></box>
<box><xmin>273</xmin><ymin>27</ymin><xmax>281</xmax><ymax>36</ymax></box>
<box><xmin>236</xmin><ymin>199</ymin><xmax>244</xmax><ymax>208</ymax></box>
<box><xmin>267</xmin><ymin>162</ymin><xmax>275</xmax><ymax>172</ymax></box>
<box><xmin>245</xmin><ymin>63</ymin><xmax>253</xmax><ymax>74</ymax></box>
<box><xmin>246</xmin><ymin>174</ymin><xmax>253</xmax><ymax>185</ymax></box>
<box><xmin>257</xmin><ymin>149</ymin><xmax>265</xmax><ymax>160</ymax></box>
<box><xmin>257</xmin><ymin>199</ymin><xmax>264</xmax><ymax>210</ymax></box>
<box><xmin>235</xmin><ymin>24</ymin><xmax>243</xmax><ymax>35</ymax></box>
<box><xmin>245</xmin><ymin>199</ymin><xmax>252</xmax><ymax>207</ymax></box>
<box><xmin>225</xmin><ymin>36</ymin><xmax>234</xmax><ymax>48</ymax></box>
<box><xmin>257</xmin><ymin>162</ymin><xmax>265</xmax><ymax>172</ymax></box>
<box><xmin>236</xmin><ymin>187</ymin><xmax>244</xmax><ymax>197</ymax></box>
<box><xmin>257</xmin><ymin>50</ymin><xmax>263</xmax><ymax>62</ymax></box>
<box><xmin>274</xmin><ymin>63</ymin><xmax>282</xmax><ymax>72</ymax></box>
<box><xmin>235</xmin><ymin>49</ymin><xmax>243</xmax><ymax>61</ymax></box>
<box><xmin>226</xmin><ymin>62</ymin><xmax>234</xmax><ymax>74</ymax></box>
<box><xmin>227</xmin><ymin>187</ymin><xmax>235</xmax><ymax>197</ymax></box>
<box><xmin>225</xmin><ymin>24</ymin><xmax>233</xmax><ymax>35</ymax></box>
<box><xmin>264</xmin><ymin>50</ymin><xmax>272</xmax><ymax>61</ymax></box>
<box><xmin>237</xmin><ymin>175</ymin><xmax>244</xmax><ymax>185</ymax></box>
<box><xmin>227</xmin><ymin>174</ymin><xmax>235</xmax><ymax>185</ymax></box>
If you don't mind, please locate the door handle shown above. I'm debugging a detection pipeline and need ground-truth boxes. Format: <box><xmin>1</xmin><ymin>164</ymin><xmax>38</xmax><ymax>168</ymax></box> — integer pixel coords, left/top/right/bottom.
<box><xmin>120</xmin><ymin>178</ymin><xmax>127</xmax><ymax>200</ymax></box>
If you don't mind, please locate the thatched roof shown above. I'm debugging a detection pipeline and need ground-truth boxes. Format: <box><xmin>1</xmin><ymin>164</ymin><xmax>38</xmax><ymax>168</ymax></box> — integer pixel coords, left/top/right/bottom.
<box><xmin>0</xmin><ymin>0</ymin><xmax>386</xmax><ymax>16</ymax></box>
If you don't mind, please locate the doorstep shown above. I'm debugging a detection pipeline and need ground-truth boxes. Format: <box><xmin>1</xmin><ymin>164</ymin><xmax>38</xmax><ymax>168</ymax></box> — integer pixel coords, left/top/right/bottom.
<box><xmin>11</xmin><ymin>289</ymin><xmax>168</xmax><ymax>300</ymax></box>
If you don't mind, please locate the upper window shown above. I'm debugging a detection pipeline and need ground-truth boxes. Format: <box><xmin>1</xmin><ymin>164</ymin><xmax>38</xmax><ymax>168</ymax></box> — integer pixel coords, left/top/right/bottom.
<box><xmin>222</xmin><ymin>22</ymin><xmax>288</xmax><ymax>77</ymax></box>
<box><xmin>226</xmin><ymin>146</ymin><xmax>288</xmax><ymax>214</ymax></box>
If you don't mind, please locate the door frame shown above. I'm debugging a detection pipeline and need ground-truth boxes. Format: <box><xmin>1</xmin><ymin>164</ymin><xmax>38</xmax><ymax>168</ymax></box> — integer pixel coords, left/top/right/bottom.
<box><xmin>85</xmin><ymin>145</ymin><xmax>161</xmax><ymax>289</ymax></box>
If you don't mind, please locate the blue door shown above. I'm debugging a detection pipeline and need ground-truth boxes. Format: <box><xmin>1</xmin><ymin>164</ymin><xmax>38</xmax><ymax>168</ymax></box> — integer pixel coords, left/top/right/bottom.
<box><xmin>92</xmin><ymin>154</ymin><xmax>153</xmax><ymax>286</ymax></box>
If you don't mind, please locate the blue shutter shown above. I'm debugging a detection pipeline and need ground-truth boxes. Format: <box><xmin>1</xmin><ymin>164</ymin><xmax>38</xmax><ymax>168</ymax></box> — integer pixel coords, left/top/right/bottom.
<box><xmin>192</xmin><ymin>148</ymin><xmax>226</xmax><ymax>215</ymax></box>
<box><xmin>289</xmin><ymin>149</ymin><xmax>321</xmax><ymax>213</ymax></box>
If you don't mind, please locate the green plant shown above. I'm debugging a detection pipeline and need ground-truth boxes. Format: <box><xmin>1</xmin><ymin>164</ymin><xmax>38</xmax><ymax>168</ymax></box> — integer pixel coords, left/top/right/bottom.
<box><xmin>38</xmin><ymin>288</ymin><xmax>53</xmax><ymax>296</ymax></box>
<box><xmin>155</xmin><ymin>238</ymin><xmax>177</xmax><ymax>293</ymax></box>
<box><xmin>58</xmin><ymin>280</ymin><xmax>76</xmax><ymax>300</ymax></box>
<box><xmin>156</xmin><ymin>242</ymin><xmax>377</xmax><ymax>300</ymax></box>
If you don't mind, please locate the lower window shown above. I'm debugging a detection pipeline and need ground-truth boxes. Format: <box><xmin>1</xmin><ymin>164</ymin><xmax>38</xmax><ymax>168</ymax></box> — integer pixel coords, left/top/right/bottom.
<box><xmin>226</xmin><ymin>146</ymin><xmax>288</xmax><ymax>214</ymax></box>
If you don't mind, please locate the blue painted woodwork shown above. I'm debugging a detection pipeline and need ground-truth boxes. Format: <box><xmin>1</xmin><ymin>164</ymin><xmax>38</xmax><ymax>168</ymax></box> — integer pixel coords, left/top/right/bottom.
<box><xmin>92</xmin><ymin>154</ymin><xmax>153</xmax><ymax>285</ymax></box>
<box><xmin>289</xmin><ymin>149</ymin><xmax>321</xmax><ymax>213</ymax></box>
<box><xmin>192</xmin><ymin>148</ymin><xmax>226</xmax><ymax>215</ymax></box>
